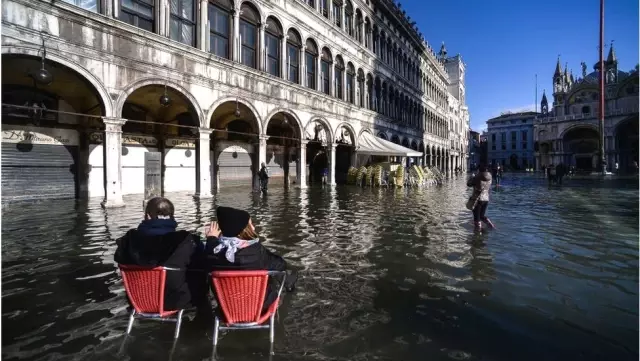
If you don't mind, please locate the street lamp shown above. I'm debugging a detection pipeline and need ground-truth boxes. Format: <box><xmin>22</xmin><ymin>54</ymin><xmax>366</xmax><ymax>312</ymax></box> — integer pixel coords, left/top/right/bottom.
<box><xmin>159</xmin><ymin>84</ymin><xmax>171</xmax><ymax>107</ymax></box>
<box><xmin>31</xmin><ymin>33</ymin><xmax>53</xmax><ymax>86</ymax></box>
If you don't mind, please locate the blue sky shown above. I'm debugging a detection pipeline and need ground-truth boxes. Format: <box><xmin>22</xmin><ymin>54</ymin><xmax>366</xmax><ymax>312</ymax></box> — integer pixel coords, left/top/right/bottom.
<box><xmin>401</xmin><ymin>0</ymin><xmax>639</xmax><ymax>132</ymax></box>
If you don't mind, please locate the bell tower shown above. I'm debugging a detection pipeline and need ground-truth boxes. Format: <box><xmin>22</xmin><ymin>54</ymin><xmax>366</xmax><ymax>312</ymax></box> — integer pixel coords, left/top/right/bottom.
<box><xmin>541</xmin><ymin>90</ymin><xmax>549</xmax><ymax>115</ymax></box>
<box><xmin>552</xmin><ymin>56</ymin><xmax>566</xmax><ymax>116</ymax></box>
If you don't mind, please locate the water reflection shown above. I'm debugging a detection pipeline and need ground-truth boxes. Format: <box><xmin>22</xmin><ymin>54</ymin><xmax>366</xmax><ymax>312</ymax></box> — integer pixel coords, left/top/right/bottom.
<box><xmin>1</xmin><ymin>175</ymin><xmax>638</xmax><ymax>361</ymax></box>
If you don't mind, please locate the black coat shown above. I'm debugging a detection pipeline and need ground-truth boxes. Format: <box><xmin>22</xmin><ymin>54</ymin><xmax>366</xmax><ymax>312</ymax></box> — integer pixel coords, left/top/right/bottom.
<box><xmin>204</xmin><ymin>238</ymin><xmax>294</xmax><ymax>312</ymax></box>
<box><xmin>114</xmin><ymin>229</ymin><xmax>202</xmax><ymax>310</ymax></box>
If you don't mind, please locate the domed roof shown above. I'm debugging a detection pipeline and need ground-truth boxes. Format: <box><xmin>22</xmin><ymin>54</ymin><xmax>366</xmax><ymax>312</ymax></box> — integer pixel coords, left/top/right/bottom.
<box><xmin>581</xmin><ymin>69</ymin><xmax>632</xmax><ymax>84</ymax></box>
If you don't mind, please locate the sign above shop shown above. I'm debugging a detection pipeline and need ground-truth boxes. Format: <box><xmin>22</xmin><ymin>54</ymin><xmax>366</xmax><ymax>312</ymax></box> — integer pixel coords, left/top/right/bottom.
<box><xmin>90</xmin><ymin>133</ymin><xmax>158</xmax><ymax>147</ymax></box>
<box><xmin>165</xmin><ymin>138</ymin><xmax>196</xmax><ymax>149</ymax></box>
<box><xmin>2</xmin><ymin>126</ymin><xmax>79</xmax><ymax>146</ymax></box>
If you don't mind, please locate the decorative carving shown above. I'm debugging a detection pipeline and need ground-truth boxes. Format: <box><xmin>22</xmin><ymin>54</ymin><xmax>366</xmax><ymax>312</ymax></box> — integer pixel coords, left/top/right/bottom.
<box><xmin>606</xmin><ymin>68</ymin><xmax>616</xmax><ymax>84</ymax></box>
<box><xmin>581</xmin><ymin>62</ymin><xmax>587</xmax><ymax>78</ymax></box>
<box><xmin>103</xmin><ymin>117</ymin><xmax>127</xmax><ymax>133</ymax></box>
<box><xmin>335</xmin><ymin>126</ymin><xmax>352</xmax><ymax>145</ymax></box>
<box><xmin>305</xmin><ymin>120</ymin><xmax>328</xmax><ymax>145</ymax></box>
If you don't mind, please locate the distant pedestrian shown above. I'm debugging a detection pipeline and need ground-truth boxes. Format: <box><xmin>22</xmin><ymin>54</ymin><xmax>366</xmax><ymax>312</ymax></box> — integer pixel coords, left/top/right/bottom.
<box><xmin>466</xmin><ymin>164</ymin><xmax>496</xmax><ymax>232</ymax></box>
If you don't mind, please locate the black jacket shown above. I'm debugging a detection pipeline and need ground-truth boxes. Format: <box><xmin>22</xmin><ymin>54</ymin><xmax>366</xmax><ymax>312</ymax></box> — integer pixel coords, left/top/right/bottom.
<box><xmin>114</xmin><ymin>222</ymin><xmax>204</xmax><ymax>311</ymax></box>
<box><xmin>204</xmin><ymin>238</ymin><xmax>294</xmax><ymax>311</ymax></box>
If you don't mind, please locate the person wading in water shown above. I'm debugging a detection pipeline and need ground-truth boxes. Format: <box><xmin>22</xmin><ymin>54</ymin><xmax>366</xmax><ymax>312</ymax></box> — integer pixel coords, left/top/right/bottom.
<box><xmin>467</xmin><ymin>164</ymin><xmax>496</xmax><ymax>232</ymax></box>
<box><xmin>259</xmin><ymin>162</ymin><xmax>269</xmax><ymax>193</ymax></box>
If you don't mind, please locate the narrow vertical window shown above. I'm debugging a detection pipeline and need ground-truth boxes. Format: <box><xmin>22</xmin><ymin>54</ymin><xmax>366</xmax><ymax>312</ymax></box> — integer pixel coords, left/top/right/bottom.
<box><xmin>120</xmin><ymin>0</ymin><xmax>154</xmax><ymax>32</ymax></box>
<box><xmin>170</xmin><ymin>0</ymin><xmax>195</xmax><ymax>46</ymax></box>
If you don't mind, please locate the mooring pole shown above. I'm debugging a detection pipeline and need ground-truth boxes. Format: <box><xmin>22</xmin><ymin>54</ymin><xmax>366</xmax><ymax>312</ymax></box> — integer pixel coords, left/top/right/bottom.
<box><xmin>598</xmin><ymin>0</ymin><xmax>606</xmax><ymax>175</ymax></box>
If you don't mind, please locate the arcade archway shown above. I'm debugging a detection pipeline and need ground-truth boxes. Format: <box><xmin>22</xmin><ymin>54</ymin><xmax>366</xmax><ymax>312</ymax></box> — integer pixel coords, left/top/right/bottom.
<box><xmin>563</xmin><ymin>127</ymin><xmax>599</xmax><ymax>171</ymax></box>
<box><xmin>209</xmin><ymin>99</ymin><xmax>261</xmax><ymax>189</ymax></box>
<box><xmin>2</xmin><ymin>54</ymin><xmax>107</xmax><ymax>201</ymax></box>
<box><xmin>118</xmin><ymin>84</ymin><xmax>200</xmax><ymax>195</ymax></box>
<box><xmin>304</xmin><ymin>118</ymin><xmax>332</xmax><ymax>185</ymax></box>
<box><xmin>615</xmin><ymin>116</ymin><xmax>639</xmax><ymax>173</ymax></box>
<box><xmin>265</xmin><ymin>111</ymin><xmax>303</xmax><ymax>186</ymax></box>
<box><xmin>334</xmin><ymin>123</ymin><xmax>356</xmax><ymax>184</ymax></box>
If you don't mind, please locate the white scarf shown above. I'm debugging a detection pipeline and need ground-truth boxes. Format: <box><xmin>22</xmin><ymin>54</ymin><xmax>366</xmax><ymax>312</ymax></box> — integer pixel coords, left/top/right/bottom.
<box><xmin>213</xmin><ymin>236</ymin><xmax>259</xmax><ymax>263</ymax></box>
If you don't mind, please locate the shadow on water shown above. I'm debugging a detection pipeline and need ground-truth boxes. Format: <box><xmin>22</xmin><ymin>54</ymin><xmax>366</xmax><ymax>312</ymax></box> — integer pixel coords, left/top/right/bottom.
<box><xmin>1</xmin><ymin>174</ymin><xmax>638</xmax><ymax>361</ymax></box>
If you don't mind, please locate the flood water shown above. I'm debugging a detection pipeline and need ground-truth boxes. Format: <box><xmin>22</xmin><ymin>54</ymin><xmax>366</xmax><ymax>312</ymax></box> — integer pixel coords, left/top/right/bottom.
<box><xmin>2</xmin><ymin>174</ymin><xmax>638</xmax><ymax>361</ymax></box>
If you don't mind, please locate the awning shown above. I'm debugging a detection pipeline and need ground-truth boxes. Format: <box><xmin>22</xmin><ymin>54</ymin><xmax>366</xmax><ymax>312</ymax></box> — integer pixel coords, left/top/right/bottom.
<box><xmin>357</xmin><ymin>131</ymin><xmax>423</xmax><ymax>157</ymax></box>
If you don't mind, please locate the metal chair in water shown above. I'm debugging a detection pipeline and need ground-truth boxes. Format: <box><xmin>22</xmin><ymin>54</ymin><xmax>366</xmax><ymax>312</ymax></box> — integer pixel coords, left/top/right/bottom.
<box><xmin>210</xmin><ymin>270</ymin><xmax>287</xmax><ymax>355</ymax></box>
<box><xmin>118</xmin><ymin>265</ymin><xmax>187</xmax><ymax>339</ymax></box>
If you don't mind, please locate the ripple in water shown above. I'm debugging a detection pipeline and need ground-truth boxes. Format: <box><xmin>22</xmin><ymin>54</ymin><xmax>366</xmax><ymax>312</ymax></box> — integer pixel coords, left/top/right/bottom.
<box><xmin>1</xmin><ymin>174</ymin><xmax>638</xmax><ymax>361</ymax></box>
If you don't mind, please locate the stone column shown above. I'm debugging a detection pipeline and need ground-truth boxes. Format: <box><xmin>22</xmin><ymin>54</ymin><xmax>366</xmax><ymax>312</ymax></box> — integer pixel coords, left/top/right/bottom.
<box><xmin>258</xmin><ymin>22</ymin><xmax>266</xmax><ymax>71</ymax></box>
<box><xmin>281</xmin><ymin>35</ymin><xmax>288</xmax><ymax>79</ymax></box>
<box><xmin>328</xmin><ymin>143</ymin><xmax>337</xmax><ymax>186</ymax></box>
<box><xmin>329</xmin><ymin>62</ymin><xmax>335</xmax><ymax>97</ymax></box>
<box><xmin>198</xmin><ymin>0</ymin><xmax>208</xmax><ymax>51</ymax></box>
<box><xmin>158</xmin><ymin>0</ymin><xmax>167</xmax><ymax>36</ymax></box>
<box><xmin>300</xmin><ymin>45</ymin><xmax>306</xmax><ymax>86</ymax></box>
<box><xmin>232</xmin><ymin>9</ymin><xmax>240</xmax><ymax>62</ymax></box>
<box><xmin>101</xmin><ymin>117</ymin><xmax>126</xmax><ymax>208</ymax></box>
<box><xmin>297</xmin><ymin>140</ymin><xmax>308</xmax><ymax>188</ymax></box>
<box><xmin>258</xmin><ymin>135</ymin><xmax>268</xmax><ymax>170</ymax></box>
<box><xmin>327</xmin><ymin>0</ymin><xmax>333</xmax><ymax>21</ymax></box>
<box><xmin>342</xmin><ymin>68</ymin><xmax>347</xmax><ymax>102</ymax></box>
<box><xmin>316</xmin><ymin>56</ymin><xmax>322</xmax><ymax>92</ymax></box>
<box><xmin>341</xmin><ymin>3</ymin><xmax>346</xmax><ymax>31</ymax></box>
<box><xmin>359</xmin><ymin>21</ymin><xmax>365</xmax><ymax>45</ymax></box>
<box><xmin>195</xmin><ymin>128</ymin><xmax>213</xmax><ymax>198</ymax></box>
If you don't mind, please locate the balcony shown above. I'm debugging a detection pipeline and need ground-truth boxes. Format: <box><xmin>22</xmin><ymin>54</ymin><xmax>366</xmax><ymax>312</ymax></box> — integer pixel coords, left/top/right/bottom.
<box><xmin>534</xmin><ymin>106</ymin><xmax>639</xmax><ymax>124</ymax></box>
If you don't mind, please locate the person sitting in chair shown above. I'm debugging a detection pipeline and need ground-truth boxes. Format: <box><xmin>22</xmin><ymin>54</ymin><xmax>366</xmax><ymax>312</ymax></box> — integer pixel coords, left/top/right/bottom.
<box><xmin>204</xmin><ymin>206</ymin><xmax>297</xmax><ymax>313</ymax></box>
<box><xmin>114</xmin><ymin>197</ymin><xmax>211</xmax><ymax>316</ymax></box>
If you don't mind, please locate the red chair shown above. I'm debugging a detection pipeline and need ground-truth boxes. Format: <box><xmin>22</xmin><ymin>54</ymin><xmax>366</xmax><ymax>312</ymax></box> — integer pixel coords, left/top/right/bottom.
<box><xmin>118</xmin><ymin>265</ymin><xmax>187</xmax><ymax>339</ymax></box>
<box><xmin>210</xmin><ymin>270</ymin><xmax>287</xmax><ymax>354</ymax></box>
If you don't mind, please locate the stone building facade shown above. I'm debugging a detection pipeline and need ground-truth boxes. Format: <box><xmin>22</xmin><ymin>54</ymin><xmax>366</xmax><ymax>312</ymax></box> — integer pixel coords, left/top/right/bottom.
<box><xmin>486</xmin><ymin>111</ymin><xmax>537</xmax><ymax>170</ymax></box>
<box><xmin>534</xmin><ymin>47</ymin><xmax>639</xmax><ymax>173</ymax></box>
<box><xmin>2</xmin><ymin>0</ymin><xmax>469</xmax><ymax>206</ymax></box>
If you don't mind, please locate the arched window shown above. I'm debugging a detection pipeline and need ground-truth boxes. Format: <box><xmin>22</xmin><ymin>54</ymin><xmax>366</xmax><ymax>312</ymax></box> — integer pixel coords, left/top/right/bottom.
<box><xmin>320</xmin><ymin>0</ymin><xmax>328</xmax><ymax>18</ymax></box>
<box><xmin>265</xmin><ymin>17</ymin><xmax>282</xmax><ymax>77</ymax></box>
<box><xmin>372</xmin><ymin>26</ymin><xmax>378</xmax><ymax>55</ymax></box>
<box><xmin>121</xmin><ymin>0</ymin><xmax>154</xmax><ymax>32</ymax></box>
<box><xmin>366</xmin><ymin>73</ymin><xmax>373</xmax><ymax>109</ymax></box>
<box><xmin>334</xmin><ymin>55</ymin><xmax>345</xmax><ymax>100</ymax></box>
<box><xmin>392</xmin><ymin>44</ymin><xmax>397</xmax><ymax>71</ymax></box>
<box><xmin>321</xmin><ymin>47</ymin><xmax>332</xmax><ymax>95</ymax></box>
<box><xmin>374</xmin><ymin>77</ymin><xmax>381</xmax><ymax>113</ymax></box>
<box><xmin>388</xmin><ymin>87</ymin><xmax>394</xmax><ymax>119</ymax></box>
<box><xmin>364</xmin><ymin>18</ymin><xmax>371</xmax><ymax>49</ymax></box>
<box><xmin>380</xmin><ymin>32</ymin><xmax>386</xmax><ymax>63</ymax></box>
<box><xmin>381</xmin><ymin>82</ymin><xmax>388</xmax><ymax>115</ymax></box>
<box><xmin>581</xmin><ymin>105</ymin><xmax>591</xmax><ymax>114</ymax></box>
<box><xmin>169</xmin><ymin>0</ymin><xmax>195</xmax><ymax>46</ymax></box>
<box><xmin>395</xmin><ymin>91</ymin><xmax>400</xmax><ymax>121</ymax></box>
<box><xmin>345</xmin><ymin>1</ymin><xmax>354</xmax><ymax>37</ymax></box>
<box><xmin>346</xmin><ymin>63</ymin><xmax>355</xmax><ymax>104</ymax></box>
<box><xmin>355</xmin><ymin>10</ymin><xmax>363</xmax><ymax>43</ymax></box>
<box><xmin>333</xmin><ymin>0</ymin><xmax>342</xmax><ymax>27</ymax></box>
<box><xmin>305</xmin><ymin>39</ymin><xmax>318</xmax><ymax>90</ymax></box>
<box><xmin>357</xmin><ymin>69</ymin><xmax>365</xmax><ymax>107</ymax></box>
<box><xmin>239</xmin><ymin>3</ymin><xmax>259</xmax><ymax>69</ymax></box>
<box><xmin>207</xmin><ymin>0</ymin><xmax>232</xmax><ymax>59</ymax></box>
<box><xmin>287</xmin><ymin>29</ymin><xmax>302</xmax><ymax>84</ymax></box>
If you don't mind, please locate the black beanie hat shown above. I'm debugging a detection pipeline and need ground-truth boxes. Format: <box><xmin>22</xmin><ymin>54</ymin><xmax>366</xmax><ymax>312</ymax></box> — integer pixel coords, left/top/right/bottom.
<box><xmin>216</xmin><ymin>206</ymin><xmax>251</xmax><ymax>237</ymax></box>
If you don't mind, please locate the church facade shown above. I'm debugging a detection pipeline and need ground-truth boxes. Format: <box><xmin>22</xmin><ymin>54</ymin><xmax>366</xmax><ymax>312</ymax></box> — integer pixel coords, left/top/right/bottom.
<box><xmin>534</xmin><ymin>45</ymin><xmax>639</xmax><ymax>173</ymax></box>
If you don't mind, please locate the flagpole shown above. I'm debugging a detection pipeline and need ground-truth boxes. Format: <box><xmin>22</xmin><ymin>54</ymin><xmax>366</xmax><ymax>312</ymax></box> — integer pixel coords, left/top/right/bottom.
<box><xmin>535</xmin><ymin>74</ymin><xmax>538</xmax><ymax>113</ymax></box>
<box><xmin>599</xmin><ymin>0</ymin><xmax>606</xmax><ymax>175</ymax></box>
